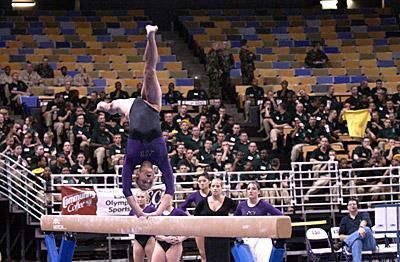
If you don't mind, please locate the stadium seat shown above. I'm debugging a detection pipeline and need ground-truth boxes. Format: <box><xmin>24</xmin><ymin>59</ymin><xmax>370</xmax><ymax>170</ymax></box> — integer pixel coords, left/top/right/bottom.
<box><xmin>317</xmin><ymin>76</ymin><xmax>334</xmax><ymax>84</ymax></box>
<box><xmin>93</xmin><ymin>79</ymin><xmax>107</xmax><ymax>87</ymax></box>
<box><xmin>175</xmin><ymin>78</ymin><xmax>194</xmax><ymax>86</ymax></box>
<box><xmin>377</xmin><ymin>60</ymin><xmax>395</xmax><ymax>67</ymax></box>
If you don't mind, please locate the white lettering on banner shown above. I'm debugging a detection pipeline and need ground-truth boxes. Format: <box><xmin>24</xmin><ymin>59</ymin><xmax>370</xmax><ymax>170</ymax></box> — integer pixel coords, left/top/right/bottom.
<box><xmin>62</xmin><ymin>191</ymin><xmax>96</xmax><ymax>209</ymax></box>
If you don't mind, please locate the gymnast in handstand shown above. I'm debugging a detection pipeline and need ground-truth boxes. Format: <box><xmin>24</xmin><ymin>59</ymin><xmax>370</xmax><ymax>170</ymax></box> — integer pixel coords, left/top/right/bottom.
<box><xmin>97</xmin><ymin>25</ymin><xmax>174</xmax><ymax>216</ymax></box>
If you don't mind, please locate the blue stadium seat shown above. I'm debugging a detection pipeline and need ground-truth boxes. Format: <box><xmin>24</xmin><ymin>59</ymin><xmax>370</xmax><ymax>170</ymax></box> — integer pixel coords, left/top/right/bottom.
<box><xmin>381</xmin><ymin>17</ymin><xmax>397</xmax><ymax>25</ymax></box>
<box><xmin>9</xmin><ymin>55</ymin><xmax>26</xmax><ymax>63</ymax></box>
<box><xmin>21</xmin><ymin>96</ymin><xmax>39</xmax><ymax>116</ymax></box>
<box><xmin>77</xmin><ymin>56</ymin><xmax>92</xmax><ymax>63</ymax></box>
<box><xmin>273</xmin><ymin>62</ymin><xmax>290</xmax><ymax>69</ymax></box>
<box><xmin>108</xmin><ymin>28</ymin><xmax>125</xmax><ymax>36</ymax></box>
<box><xmin>273</xmin><ymin>27</ymin><xmax>288</xmax><ymax>34</ymax></box>
<box><xmin>67</xmin><ymin>71</ymin><xmax>78</xmax><ymax>78</ymax></box>
<box><xmin>188</xmin><ymin>28</ymin><xmax>206</xmax><ymax>35</ymax></box>
<box><xmin>256</xmin><ymin>48</ymin><xmax>273</xmax><ymax>54</ymax></box>
<box><xmin>156</xmin><ymin>63</ymin><xmax>164</xmax><ymax>71</ymax></box>
<box><xmin>235</xmin><ymin>62</ymin><xmax>241</xmax><ymax>69</ymax></box>
<box><xmin>243</xmin><ymin>35</ymin><xmax>259</xmax><ymax>41</ymax></box>
<box><xmin>96</xmin><ymin>36</ymin><xmax>111</xmax><ymax>42</ymax></box>
<box><xmin>393</xmin><ymin>52</ymin><xmax>400</xmax><ymax>60</ymax></box>
<box><xmin>18</xmin><ymin>48</ymin><xmax>34</xmax><ymax>55</ymax></box>
<box><xmin>317</xmin><ymin>76</ymin><xmax>334</xmax><ymax>84</ymax></box>
<box><xmin>295</xmin><ymin>69</ymin><xmax>311</xmax><ymax>76</ymax></box>
<box><xmin>230</xmin><ymin>69</ymin><xmax>241</xmax><ymax>77</ymax></box>
<box><xmin>55</xmin><ymin>16</ymin><xmax>70</xmax><ymax>22</ymax></box>
<box><xmin>276</xmin><ymin>21</ymin><xmax>289</xmax><ymax>27</ymax></box>
<box><xmin>61</xmin><ymin>29</ymin><xmax>75</xmax><ymax>35</ymax></box>
<box><xmin>323</xmin><ymin>47</ymin><xmax>339</xmax><ymax>54</ymax></box>
<box><xmin>246</xmin><ymin>21</ymin><xmax>261</xmax><ymax>28</ymax></box>
<box><xmin>29</xmin><ymin>22</ymin><xmax>43</xmax><ymax>28</ymax></box>
<box><xmin>0</xmin><ymin>42</ymin><xmax>5</xmax><ymax>48</ymax></box>
<box><xmin>276</xmin><ymin>34</ymin><xmax>291</xmax><ymax>41</ymax></box>
<box><xmin>334</xmin><ymin>76</ymin><xmax>350</xmax><ymax>84</ymax></box>
<box><xmin>368</xmin><ymin>25</ymin><xmax>383</xmax><ymax>32</ymax></box>
<box><xmin>304</xmin><ymin>27</ymin><xmax>319</xmax><ymax>33</ymax></box>
<box><xmin>27</xmin><ymin>28</ymin><xmax>43</xmax><ymax>35</ymax></box>
<box><xmin>0</xmin><ymin>28</ymin><xmax>11</xmax><ymax>35</ymax></box>
<box><xmin>93</xmin><ymin>79</ymin><xmax>107</xmax><ymax>87</ymax></box>
<box><xmin>294</xmin><ymin>40</ymin><xmax>311</xmax><ymax>47</ymax></box>
<box><xmin>278</xmin><ymin>40</ymin><xmax>293</xmax><ymax>47</ymax></box>
<box><xmin>125</xmin><ymin>28</ymin><xmax>141</xmax><ymax>35</ymax></box>
<box><xmin>373</xmin><ymin>39</ymin><xmax>388</xmax><ymax>46</ymax></box>
<box><xmin>0</xmin><ymin>22</ymin><xmax>13</xmax><ymax>28</ymax></box>
<box><xmin>160</xmin><ymin>55</ymin><xmax>176</xmax><ymax>62</ymax></box>
<box><xmin>56</xmin><ymin>42</ymin><xmax>71</xmax><ymax>48</ymax></box>
<box><xmin>0</xmin><ymin>35</ymin><xmax>16</xmax><ymax>41</ymax></box>
<box><xmin>377</xmin><ymin>60</ymin><xmax>395</xmax><ymax>67</ymax></box>
<box><xmin>88</xmin><ymin>87</ymin><xmax>106</xmax><ymax>94</ymax></box>
<box><xmin>350</xmin><ymin>76</ymin><xmax>367</xmax><ymax>83</ymax></box>
<box><xmin>134</xmin><ymin>42</ymin><xmax>146</xmax><ymax>48</ymax></box>
<box><xmin>337</xmin><ymin>32</ymin><xmax>352</xmax><ymax>39</ymax></box>
<box><xmin>230</xmin><ymin>41</ymin><xmax>241</xmax><ymax>48</ymax></box>
<box><xmin>175</xmin><ymin>78</ymin><xmax>194</xmax><ymax>86</ymax></box>
<box><xmin>60</xmin><ymin>22</ymin><xmax>75</xmax><ymax>29</ymax></box>
<box><xmin>39</xmin><ymin>41</ymin><xmax>54</xmax><ymax>48</ymax></box>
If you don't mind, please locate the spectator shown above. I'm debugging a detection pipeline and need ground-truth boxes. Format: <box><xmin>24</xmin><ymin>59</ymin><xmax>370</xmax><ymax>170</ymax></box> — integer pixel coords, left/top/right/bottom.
<box><xmin>291</xmin><ymin>103</ymin><xmax>309</xmax><ymax>125</ymax></box>
<box><xmin>226</xmin><ymin>123</ymin><xmax>241</xmax><ymax>144</ymax></box>
<box><xmin>109</xmin><ymin>81</ymin><xmax>129</xmax><ymax>100</ymax></box>
<box><xmin>245</xmin><ymin>142</ymin><xmax>261</xmax><ymax>167</ymax></box>
<box><xmin>268</xmin><ymin>104</ymin><xmax>292</xmax><ymax>151</ymax></box>
<box><xmin>42</xmin><ymin>131</ymin><xmax>57</xmax><ymax>159</ymax></box>
<box><xmin>176</xmin><ymin>120</ymin><xmax>191</xmax><ymax>145</ymax></box>
<box><xmin>244</xmin><ymin>78</ymin><xmax>264</xmax><ymax>122</ymax></box>
<box><xmin>165</xmin><ymin>82</ymin><xmax>182</xmax><ymax>105</ymax></box>
<box><xmin>208</xmin><ymin>99</ymin><xmax>222</xmax><ymax>119</ymax></box>
<box><xmin>161</xmin><ymin>112</ymin><xmax>175</xmax><ymax>134</ymax></box>
<box><xmin>53</xmin><ymin>102</ymin><xmax>73</xmax><ymax>145</ymax></box>
<box><xmin>176</xmin><ymin>163</ymin><xmax>194</xmax><ymax>190</ymax></box>
<box><xmin>42</xmin><ymin>93</ymin><xmax>64</xmax><ymax>129</ymax></box>
<box><xmin>239</xmin><ymin>39</ymin><xmax>255</xmax><ymax>85</ymax></box>
<box><xmin>61</xmin><ymin>141</ymin><xmax>75</xmax><ymax>167</ymax></box>
<box><xmin>212</xmin><ymin>107</ymin><xmax>229</xmax><ymax>131</ymax></box>
<box><xmin>21</xmin><ymin>133</ymin><xmax>35</xmax><ymax>161</ymax></box>
<box><xmin>198</xmin><ymin>139</ymin><xmax>214</xmax><ymax>166</ymax></box>
<box><xmin>384</xmin><ymin>139</ymin><xmax>400</xmax><ymax>161</ymax></box>
<box><xmin>76</xmin><ymin>164</ymin><xmax>97</xmax><ymax>184</ymax></box>
<box><xmin>11</xmin><ymin>144</ymin><xmax>29</xmax><ymax>169</ymax></box>
<box><xmin>177</xmin><ymin>148</ymin><xmax>198</xmax><ymax>172</ymax></box>
<box><xmin>186</xmin><ymin>126</ymin><xmax>202</xmax><ymax>153</ymax></box>
<box><xmin>310</xmin><ymin>137</ymin><xmax>331</xmax><ymax>170</ymax></box>
<box><xmin>370</xmin><ymin>79</ymin><xmax>387</xmax><ymax>96</ymax></box>
<box><xmin>321</xmin><ymin>86</ymin><xmax>340</xmax><ymax>111</ymax></box>
<box><xmin>90</xmin><ymin>123</ymin><xmax>112</xmax><ymax>174</ymax></box>
<box><xmin>72</xmin><ymin>114</ymin><xmax>91</xmax><ymax>158</ymax></box>
<box><xmin>276</xmin><ymin>80</ymin><xmax>295</xmax><ymax>104</ymax></box>
<box><xmin>352</xmin><ymin>138</ymin><xmax>373</xmax><ymax>168</ymax></box>
<box><xmin>391</xmin><ymin>84</ymin><xmax>400</xmax><ymax>106</ymax></box>
<box><xmin>131</xmin><ymin>82</ymin><xmax>142</xmax><ymax>98</ymax></box>
<box><xmin>358</xmin><ymin>80</ymin><xmax>371</xmax><ymax>97</ymax></box>
<box><xmin>206</xmin><ymin>42</ymin><xmax>221</xmax><ymax>98</ymax></box>
<box><xmin>338</xmin><ymin>198</ymin><xmax>376</xmax><ymax>261</ymax></box>
<box><xmin>87</xmin><ymin>91</ymin><xmax>100</xmax><ymax>113</ymax></box>
<box><xmin>54</xmin><ymin>66</ymin><xmax>73</xmax><ymax>86</ymax></box>
<box><xmin>234</xmin><ymin>132</ymin><xmax>250</xmax><ymax>155</ymax></box>
<box><xmin>187</xmin><ymin>80</ymin><xmax>208</xmax><ymax>101</ymax></box>
<box><xmin>0</xmin><ymin>65</ymin><xmax>12</xmax><ymax>105</ymax></box>
<box><xmin>211</xmin><ymin>132</ymin><xmax>225</xmax><ymax>152</ymax></box>
<box><xmin>377</xmin><ymin>118</ymin><xmax>398</xmax><ymax>150</ymax></box>
<box><xmin>172</xmin><ymin>105</ymin><xmax>192</xmax><ymax>130</ymax></box>
<box><xmin>21</xmin><ymin>62</ymin><xmax>42</xmax><ymax>87</ymax></box>
<box><xmin>305</xmin><ymin>42</ymin><xmax>329</xmax><ymax>68</ymax></box>
<box><xmin>171</xmin><ymin>143</ymin><xmax>186</xmax><ymax>169</ymax></box>
<box><xmin>218</xmin><ymin>41</ymin><xmax>235</xmax><ymax>102</ymax></box>
<box><xmin>50</xmin><ymin>153</ymin><xmax>68</xmax><ymax>174</ymax></box>
<box><xmin>290</xmin><ymin>119</ymin><xmax>308</xmax><ymax>162</ymax></box>
<box><xmin>36</xmin><ymin>56</ymin><xmax>54</xmax><ymax>79</ymax></box>
<box><xmin>109</xmin><ymin>133</ymin><xmax>125</xmax><ymax>167</ymax></box>
<box><xmin>73</xmin><ymin>65</ymin><xmax>92</xmax><ymax>86</ymax></box>
<box><xmin>210</xmin><ymin>149</ymin><xmax>226</xmax><ymax>172</ymax></box>
<box><xmin>30</xmin><ymin>144</ymin><xmax>46</xmax><ymax>170</ymax></box>
<box><xmin>71</xmin><ymin>152</ymin><xmax>87</xmax><ymax>174</ymax></box>
<box><xmin>8</xmin><ymin>72</ymin><xmax>30</xmax><ymax>113</ymax></box>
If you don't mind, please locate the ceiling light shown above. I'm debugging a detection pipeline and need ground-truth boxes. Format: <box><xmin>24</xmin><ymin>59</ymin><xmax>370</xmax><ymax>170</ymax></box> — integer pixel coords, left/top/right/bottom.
<box><xmin>11</xmin><ymin>0</ymin><xmax>36</xmax><ymax>8</ymax></box>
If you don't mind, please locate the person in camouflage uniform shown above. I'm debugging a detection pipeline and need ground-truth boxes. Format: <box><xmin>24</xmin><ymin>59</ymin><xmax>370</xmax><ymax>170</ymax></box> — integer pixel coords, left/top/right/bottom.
<box><xmin>239</xmin><ymin>39</ymin><xmax>255</xmax><ymax>85</ymax></box>
<box><xmin>206</xmin><ymin>42</ymin><xmax>221</xmax><ymax>98</ymax></box>
<box><xmin>218</xmin><ymin>41</ymin><xmax>235</xmax><ymax>102</ymax></box>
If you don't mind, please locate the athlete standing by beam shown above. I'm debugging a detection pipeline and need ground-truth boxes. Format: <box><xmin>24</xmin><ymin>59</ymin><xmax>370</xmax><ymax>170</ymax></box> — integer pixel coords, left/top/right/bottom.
<box><xmin>97</xmin><ymin>25</ymin><xmax>174</xmax><ymax>216</ymax></box>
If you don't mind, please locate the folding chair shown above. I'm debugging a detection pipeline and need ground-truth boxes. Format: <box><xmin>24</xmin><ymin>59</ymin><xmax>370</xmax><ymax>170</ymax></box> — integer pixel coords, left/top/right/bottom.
<box><xmin>306</xmin><ymin>228</ymin><xmax>334</xmax><ymax>262</ymax></box>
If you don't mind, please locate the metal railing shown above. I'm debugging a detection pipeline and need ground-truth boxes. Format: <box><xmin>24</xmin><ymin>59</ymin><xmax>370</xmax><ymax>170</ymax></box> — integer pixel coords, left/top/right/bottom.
<box><xmin>0</xmin><ymin>153</ymin><xmax>46</xmax><ymax>222</ymax></box>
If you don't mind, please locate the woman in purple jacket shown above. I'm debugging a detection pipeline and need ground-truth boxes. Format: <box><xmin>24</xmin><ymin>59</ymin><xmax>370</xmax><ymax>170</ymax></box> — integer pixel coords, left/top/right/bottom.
<box><xmin>235</xmin><ymin>181</ymin><xmax>283</xmax><ymax>261</ymax></box>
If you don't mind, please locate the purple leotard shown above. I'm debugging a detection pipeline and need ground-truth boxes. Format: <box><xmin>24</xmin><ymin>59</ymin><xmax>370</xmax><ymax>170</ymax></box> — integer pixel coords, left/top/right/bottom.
<box><xmin>234</xmin><ymin>199</ymin><xmax>283</xmax><ymax>216</ymax></box>
<box><xmin>122</xmin><ymin>98</ymin><xmax>175</xmax><ymax>197</ymax></box>
<box><xmin>179</xmin><ymin>191</ymin><xmax>211</xmax><ymax>211</ymax></box>
<box><xmin>167</xmin><ymin>208</ymin><xmax>188</xmax><ymax>217</ymax></box>
<box><xmin>129</xmin><ymin>205</ymin><xmax>157</xmax><ymax>216</ymax></box>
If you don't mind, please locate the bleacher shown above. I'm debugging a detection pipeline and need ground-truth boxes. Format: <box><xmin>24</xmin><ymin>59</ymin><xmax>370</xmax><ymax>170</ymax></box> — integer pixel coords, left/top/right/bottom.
<box><xmin>178</xmin><ymin>8</ymin><xmax>400</xmax><ymax>99</ymax></box>
<box><xmin>0</xmin><ymin>10</ymin><xmax>194</xmax><ymax>97</ymax></box>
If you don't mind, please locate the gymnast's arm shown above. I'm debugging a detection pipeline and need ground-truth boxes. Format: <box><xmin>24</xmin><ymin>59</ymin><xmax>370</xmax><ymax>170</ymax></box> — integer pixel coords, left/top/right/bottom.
<box><xmin>178</xmin><ymin>193</ymin><xmax>196</xmax><ymax>211</ymax></box>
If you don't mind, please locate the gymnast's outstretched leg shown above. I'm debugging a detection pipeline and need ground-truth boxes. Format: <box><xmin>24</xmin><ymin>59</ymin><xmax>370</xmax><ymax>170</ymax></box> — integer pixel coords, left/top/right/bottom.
<box><xmin>142</xmin><ymin>25</ymin><xmax>162</xmax><ymax>110</ymax></box>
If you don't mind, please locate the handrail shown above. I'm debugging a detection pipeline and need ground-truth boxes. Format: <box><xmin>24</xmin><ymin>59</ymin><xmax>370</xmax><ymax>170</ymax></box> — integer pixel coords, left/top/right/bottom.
<box><xmin>0</xmin><ymin>153</ymin><xmax>46</xmax><ymax>222</ymax></box>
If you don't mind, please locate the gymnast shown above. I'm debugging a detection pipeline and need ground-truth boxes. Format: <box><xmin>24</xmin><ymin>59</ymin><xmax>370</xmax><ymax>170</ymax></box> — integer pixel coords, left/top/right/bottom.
<box><xmin>152</xmin><ymin>202</ymin><xmax>188</xmax><ymax>262</ymax></box>
<box><xmin>234</xmin><ymin>181</ymin><xmax>283</xmax><ymax>262</ymax></box>
<box><xmin>130</xmin><ymin>191</ymin><xmax>156</xmax><ymax>262</ymax></box>
<box><xmin>178</xmin><ymin>173</ymin><xmax>211</xmax><ymax>262</ymax></box>
<box><xmin>97</xmin><ymin>25</ymin><xmax>174</xmax><ymax>216</ymax></box>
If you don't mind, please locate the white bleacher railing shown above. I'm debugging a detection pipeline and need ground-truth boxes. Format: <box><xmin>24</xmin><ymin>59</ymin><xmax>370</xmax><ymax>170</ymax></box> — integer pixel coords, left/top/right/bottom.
<box><xmin>0</xmin><ymin>153</ymin><xmax>47</xmax><ymax>222</ymax></box>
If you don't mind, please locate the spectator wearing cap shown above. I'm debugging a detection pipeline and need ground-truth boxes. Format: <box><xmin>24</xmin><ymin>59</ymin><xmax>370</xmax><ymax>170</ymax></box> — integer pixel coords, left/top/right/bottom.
<box><xmin>276</xmin><ymin>80</ymin><xmax>295</xmax><ymax>104</ymax></box>
<box><xmin>108</xmin><ymin>133</ymin><xmax>125</xmax><ymax>166</ymax></box>
<box><xmin>187</xmin><ymin>81</ymin><xmax>208</xmax><ymax>101</ymax></box>
<box><xmin>110</xmin><ymin>81</ymin><xmax>129</xmax><ymax>100</ymax></box>
<box><xmin>73</xmin><ymin>65</ymin><xmax>92</xmax><ymax>87</ymax></box>
<box><xmin>51</xmin><ymin>153</ymin><xmax>68</xmax><ymax>174</ymax></box>
<box><xmin>72</xmin><ymin>114</ymin><xmax>91</xmax><ymax>158</ymax></box>
<box><xmin>171</xmin><ymin>144</ymin><xmax>186</xmax><ymax>170</ymax></box>
<box><xmin>176</xmin><ymin>120</ymin><xmax>192</xmax><ymax>145</ymax></box>
<box><xmin>54</xmin><ymin>66</ymin><xmax>73</xmax><ymax>87</ymax></box>
<box><xmin>186</xmin><ymin>126</ymin><xmax>202</xmax><ymax>154</ymax></box>
<box><xmin>71</xmin><ymin>152</ymin><xmax>87</xmax><ymax>174</ymax></box>
<box><xmin>198</xmin><ymin>139</ymin><xmax>215</xmax><ymax>166</ymax></box>
<box><xmin>305</xmin><ymin>42</ymin><xmax>329</xmax><ymax>68</ymax></box>
<box><xmin>268</xmin><ymin>103</ymin><xmax>292</xmax><ymax>151</ymax></box>
<box><xmin>173</xmin><ymin>105</ymin><xmax>193</xmax><ymax>131</ymax></box>
<box><xmin>90</xmin><ymin>123</ymin><xmax>112</xmax><ymax>174</ymax></box>
<box><xmin>165</xmin><ymin>82</ymin><xmax>183</xmax><ymax>105</ymax></box>
<box><xmin>36</xmin><ymin>56</ymin><xmax>54</xmax><ymax>79</ymax></box>
<box><xmin>244</xmin><ymin>78</ymin><xmax>264</xmax><ymax>122</ymax></box>
<box><xmin>21</xmin><ymin>62</ymin><xmax>42</xmax><ymax>87</ymax></box>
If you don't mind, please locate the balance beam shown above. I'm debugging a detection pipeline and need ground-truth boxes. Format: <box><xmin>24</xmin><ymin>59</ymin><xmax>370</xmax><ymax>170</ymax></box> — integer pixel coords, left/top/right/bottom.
<box><xmin>41</xmin><ymin>215</ymin><xmax>292</xmax><ymax>238</ymax></box>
